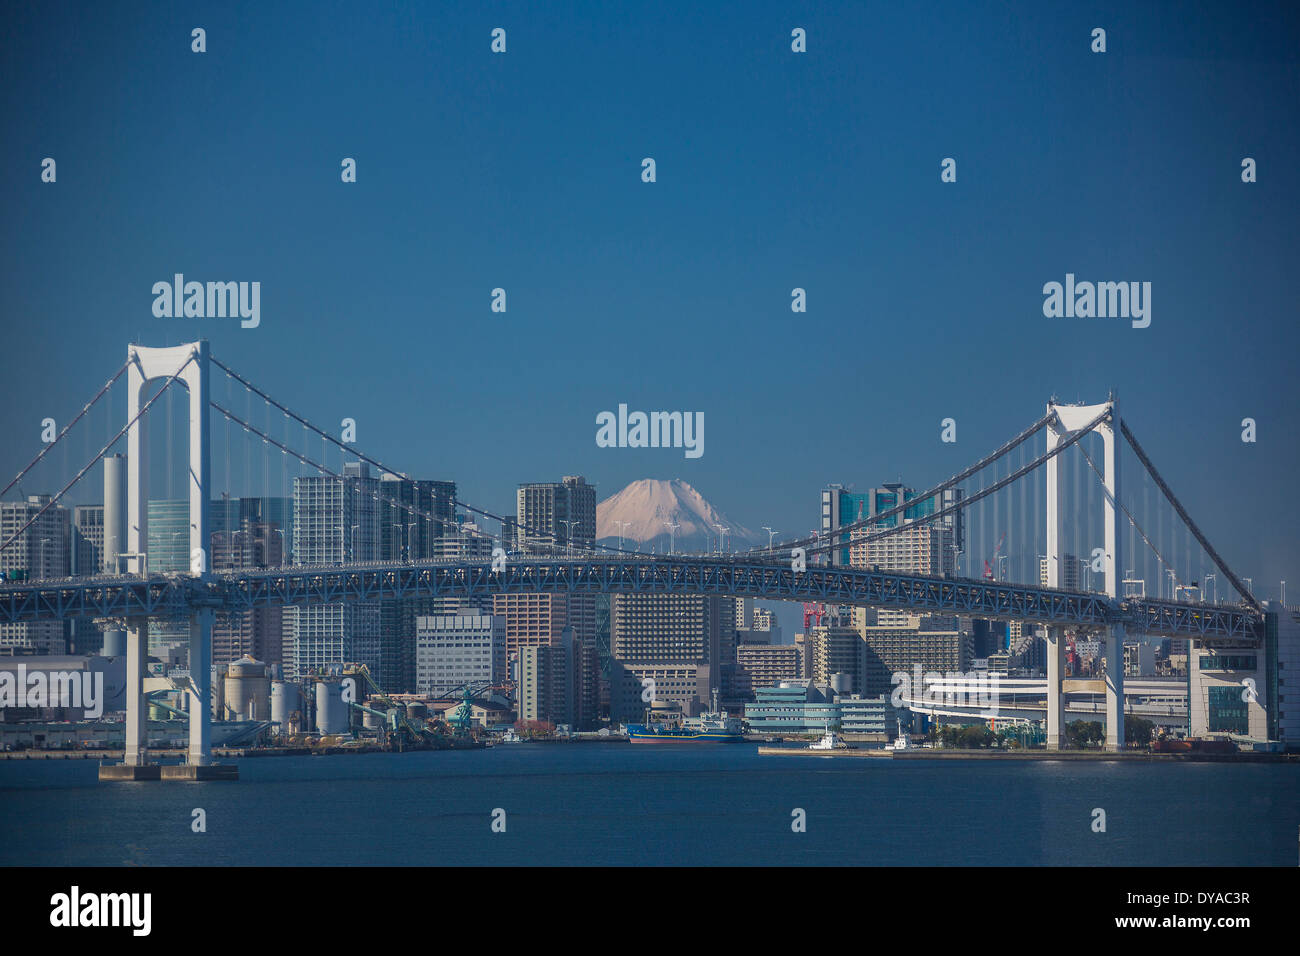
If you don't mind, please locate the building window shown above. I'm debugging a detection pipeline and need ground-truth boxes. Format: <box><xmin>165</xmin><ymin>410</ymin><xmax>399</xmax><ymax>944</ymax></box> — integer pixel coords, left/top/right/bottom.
<box><xmin>1206</xmin><ymin>686</ymin><xmax>1249</xmax><ymax>734</ymax></box>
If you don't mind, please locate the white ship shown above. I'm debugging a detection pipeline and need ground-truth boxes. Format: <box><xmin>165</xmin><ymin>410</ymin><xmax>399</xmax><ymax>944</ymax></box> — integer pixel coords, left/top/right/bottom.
<box><xmin>808</xmin><ymin>723</ymin><xmax>848</xmax><ymax>751</ymax></box>
<box><xmin>890</xmin><ymin>718</ymin><xmax>918</xmax><ymax>751</ymax></box>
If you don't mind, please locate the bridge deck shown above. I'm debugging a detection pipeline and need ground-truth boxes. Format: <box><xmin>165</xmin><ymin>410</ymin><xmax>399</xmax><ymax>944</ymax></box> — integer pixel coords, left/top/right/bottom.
<box><xmin>0</xmin><ymin>558</ymin><xmax>1263</xmax><ymax>642</ymax></box>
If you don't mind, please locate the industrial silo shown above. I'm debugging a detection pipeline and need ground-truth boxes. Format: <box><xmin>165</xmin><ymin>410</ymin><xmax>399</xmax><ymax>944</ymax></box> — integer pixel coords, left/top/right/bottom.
<box><xmin>270</xmin><ymin>681</ymin><xmax>301</xmax><ymax>732</ymax></box>
<box><xmin>101</xmin><ymin>631</ymin><xmax>126</xmax><ymax>656</ymax></box>
<box><xmin>223</xmin><ymin>656</ymin><xmax>271</xmax><ymax>721</ymax></box>
<box><xmin>405</xmin><ymin>702</ymin><xmax>429</xmax><ymax>720</ymax></box>
<box><xmin>829</xmin><ymin>672</ymin><xmax>853</xmax><ymax>696</ymax></box>
<box><xmin>315</xmin><ymin>681</ymin><xmax>347</xmax><ymax>734</ymax></box>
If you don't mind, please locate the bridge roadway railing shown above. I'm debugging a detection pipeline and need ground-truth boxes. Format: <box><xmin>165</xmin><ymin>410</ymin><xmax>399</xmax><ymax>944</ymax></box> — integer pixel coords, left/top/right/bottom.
<box><xmin>0</xmin><ymin>556</ymin><xmax>1262</xmax><ymax>642</ymax></box>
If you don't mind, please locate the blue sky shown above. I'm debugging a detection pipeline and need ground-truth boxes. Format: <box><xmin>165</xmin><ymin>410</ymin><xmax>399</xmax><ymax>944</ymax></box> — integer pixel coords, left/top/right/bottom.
<box><xmin>2</xmin><ymin>1</ymin><xmax>1298</xmax><ymax>610</ymax></box>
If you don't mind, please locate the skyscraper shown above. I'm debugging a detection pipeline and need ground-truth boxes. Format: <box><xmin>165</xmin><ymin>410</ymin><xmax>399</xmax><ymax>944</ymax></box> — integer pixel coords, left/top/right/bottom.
<box><xmin>494</xmin><ymin>593</ymin><xmax>569</xmax><ymax>663</ymax></box>
<box><xmin>516</xmin><ymin>475</ymin><xmax>596</xmax><ymax>553</ymax></box>
<box><xmin>375</xmin><ymin>472</ymin><xmax>456</xmax><ymax>692</ymax></box>
<box><xmin>609</xmin><ymin>592</ymin><xmax>723</xmax><ymax>716</ymax></box>
<box><xmin>822</xmin><ymin>482</ymin><xmax>963</xmax><ymax>570</ymax></box>
<box><xmin>0</xmin><ymin>496</ymin><xmax>70</xmax><ymax>654</ymax></box>
<box><xmin>71</xmin><ymin>504</ymin><xmax>105</xmax><ymax>654</ymax></box>
<box><xmin>516</xmin><ymin>476</ymin><xmax>597</xmax><ymax>651</ymax></box>
<box><xmin>145</xmin><ymin>498</ymin><xmax>191</xmax><ymax>654</ymax></box>
<box><xmin>210</xmin><ymin>512</ymin><xmax>286</xmax><ymax>667</ymax></box>
<box><xmin>291</xmin><ymin>462</ymin><xmax>381</xmax><ymax>677</ymax></box>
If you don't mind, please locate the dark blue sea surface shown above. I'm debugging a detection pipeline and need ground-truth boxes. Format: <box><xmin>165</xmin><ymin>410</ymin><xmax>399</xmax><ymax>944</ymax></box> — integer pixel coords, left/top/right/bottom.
<box><xmin>2</xmin><ymin>745</ymin><xmax>1296</xmax><ymax>866</ymax></box>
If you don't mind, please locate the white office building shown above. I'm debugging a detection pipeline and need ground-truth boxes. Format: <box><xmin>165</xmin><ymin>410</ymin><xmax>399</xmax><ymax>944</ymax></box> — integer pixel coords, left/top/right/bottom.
<box><xmin>415</xmin><ymin>610</ymin><xmax>506</xmax><ymax>696</ymax></box>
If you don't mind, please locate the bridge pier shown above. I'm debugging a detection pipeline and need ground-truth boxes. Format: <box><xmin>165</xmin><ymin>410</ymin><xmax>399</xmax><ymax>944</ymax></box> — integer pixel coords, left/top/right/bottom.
<box><xmin>1045</xmin><ymin>626</ymin><xmax>1065</xmax><ymax>750</ymax></box>
<box><xmin>124</xmin><ymin>341</ymin><xmax>214</xmax><ymax>770</ymax></box>
<box><xmin>123</xmin><ymin>618</ymin><xmax>148</xmax><ymax>766</ymax></box>
<box><xmin>188</xmin><ymin>609</ymin><xmax>213</xmax><ymax>765</ymax></box>
<box><xmin>1105</xmin><ymin>623</ymin><xmax>1126</xmax><ymax>751</ymax></box>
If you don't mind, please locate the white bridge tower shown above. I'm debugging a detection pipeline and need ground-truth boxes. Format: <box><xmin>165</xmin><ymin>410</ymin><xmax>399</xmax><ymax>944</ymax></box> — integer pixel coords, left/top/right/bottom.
<box><xmin>1044</xmin><ymin>395</ymin><xmax>1125</xmax><ymax>752</ymax></box>
<box><xmin>122</xmin><ymin>341</ymin><xmax>213</xmax><ymax>768</ymax></box>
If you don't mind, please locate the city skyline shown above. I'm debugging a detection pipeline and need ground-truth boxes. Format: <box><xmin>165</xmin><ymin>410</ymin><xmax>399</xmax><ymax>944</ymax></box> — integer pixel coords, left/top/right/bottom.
<box><xmin>2</xmin><ymin>1</ymin><xmax>1297</xmax><ymax>611</ymax></box>
<box><xmin>2</xmin><ymin>3</ymin><xmax>1298</xmax><ymax>896</ymax></box>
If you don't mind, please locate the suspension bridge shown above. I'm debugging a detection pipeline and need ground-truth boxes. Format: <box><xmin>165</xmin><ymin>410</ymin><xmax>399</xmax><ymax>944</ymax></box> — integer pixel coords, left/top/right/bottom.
<box><xmin>0</xmin><ymin>341</ymin><xmax>1270</xmax><ymax>772</ymax></box>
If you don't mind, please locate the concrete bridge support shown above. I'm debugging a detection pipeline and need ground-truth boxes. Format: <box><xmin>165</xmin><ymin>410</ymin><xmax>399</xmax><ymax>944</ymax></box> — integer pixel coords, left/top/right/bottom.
<box><xmin>1045</xmin><ymin>396</ymin><xmax>1124</xmax><ymax>750</ymax></box>
<box><xmin>124</xmin><ymin>341</ymin><xmax>213</xmax><ymax>769</ymax></box>
<box><xmin>1045</xmin><ymin>626</ymin><xmax>1065</xmax><ymax>750</ymax></box>
<box><xmin>1105</xmin><ymin>623</ymin><xmax>1126</xmax><ymax>751</ymax></box>
<box><xmin>124</xmin><ymin>617</ymin><xmax>148</xmax><ymax>766</ymax></box>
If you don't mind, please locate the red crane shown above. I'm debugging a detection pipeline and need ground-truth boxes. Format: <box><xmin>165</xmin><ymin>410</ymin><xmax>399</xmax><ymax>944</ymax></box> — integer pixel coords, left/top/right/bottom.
<box><xmin>802</xmin><ymin>602</ymin><xmax>826</xmax><ymax>629</ymax></box>
<box><xmin>982</xmin><ymin>532</ymin><xmax>1006</xmax><ymax>580</ymax></box>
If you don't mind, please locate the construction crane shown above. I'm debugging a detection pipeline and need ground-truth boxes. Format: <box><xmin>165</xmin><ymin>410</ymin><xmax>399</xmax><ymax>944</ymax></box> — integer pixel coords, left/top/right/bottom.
<box><xmin>983</xmin><ymin>532</ymin><xmax>1006</xmax><ymax>580</ymax></box>
<box><xmin>431</xmin><ymin>680</ymin><xmax>513</xmax><ymax>735</ymax></box>
<box><xmin>802</xmin><ymin>602</ymin><xmax>826</xmax><ymax>629</ymax></box>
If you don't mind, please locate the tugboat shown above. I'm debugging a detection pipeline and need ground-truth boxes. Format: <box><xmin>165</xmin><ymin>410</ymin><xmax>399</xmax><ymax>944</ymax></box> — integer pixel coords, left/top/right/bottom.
<box><xmin>889</xmin><ymin>718</ymin><xmax>918</xmax><ymax>751</ymax></box>
<box><xmin>808</xmin><ymin>722</ymin><xmax>848</xmax><ymax>751</ymax></box>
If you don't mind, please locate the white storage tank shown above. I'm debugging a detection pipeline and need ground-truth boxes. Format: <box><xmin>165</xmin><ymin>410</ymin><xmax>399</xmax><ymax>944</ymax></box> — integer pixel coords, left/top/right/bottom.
<box><xmin>315</xmin><ymin>681</ymin><xmax>347</xmax><ymax>735</ymax></box>
<box><xmin>223</xmin><ymin>656</ymin><xmax>271</xmax><ymax>721</ymax></box>
<box><xmin>271</xmin><ymin>680</ymin><xmax>301</xmax><ymax>732</ymax></box>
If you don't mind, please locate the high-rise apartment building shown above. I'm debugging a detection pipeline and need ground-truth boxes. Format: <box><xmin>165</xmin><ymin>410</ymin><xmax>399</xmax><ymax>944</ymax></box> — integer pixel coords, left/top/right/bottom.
<box><xmin>611</xmin><ymin>593</ymin><xmax>720</xmax><ymax>666</ymax></box>
<box><xmin>734</xmin><ymin>644</ymin><xmax>804</xmax><ymax>699</ymax></box>
<box><xmin>0</xmin><ymin>496</ymin><xmax>70</xmax><ymax>654</ymax></box>
<box><xmin>69</xmin><ymin>504</ymin><xmax>106</xmax><ymax>654</ymax></box>
<box><xmin>375</xmin><ymin>473</ymin><xmax>456</xmax><ymax>693</ymax></box>
<box><xmin>823</xmin><ymin>482</ymin><xmax>963</xmax><ymax>570</ymax></box>
<box><xmin>858</xmin><ymin>621</ymin><xmax>973</xmax><ymax>697</ymax></box>
<box><xmin>514</xmin><ymin>476</ymin><xmax>597</xmax><ymax>653</ymax></box>
<box><xmin>516</xmin><ymin>475</ymin><xmax>596</xmax><ymax>552</ymax></box>
<box><xmin>609</xmin><ymin>593</ymin><xmax>723</xmax><ymax>716</ymax></box>
<box><xmin>494</xmin><ymin>593</ymin><xmax>569</xmax><ymax>664</ymax></box>
<box><xmin>72</xmin><ymin>505</ymin><xmax>103</xmax><ymax>576</ymax></box>
<box><xmin>518</xmin><ymin>626</ymin><xmax>601</xmax><ymax>729</ymax></box>
<box><xmin>1040</xmin><ymin>553</ymin><xmax>1083</xmax><ymax>591</ymax></box>
<box><xmin>809</xmin><ymin>625</ymin><xmax>866</xmax><ymax>691</ymax></box>
<box><xmin>851</xmin><ymin>522</ymin><xmax>945</xmax><ymax>575</ymax></box>
<box><xmin>291</xmin><ymin>462</ymin><xmax>381</xmax><ymax>677</ymax></box>
<box><xmin>146</xmin><ymin>498</ymin><xmax>192</xmax><ymax>653</ymax></box>
<box><xmin>210</xmin><ymin>514</ymin><xmax>286</xmax><ymax>667</ymax></box>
